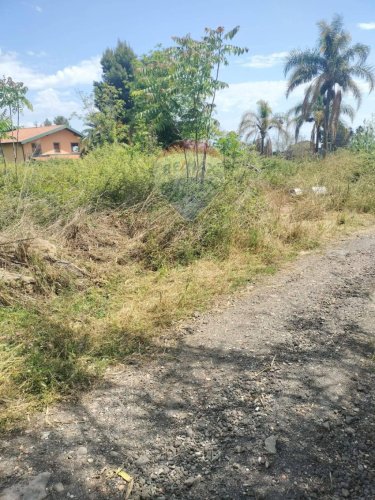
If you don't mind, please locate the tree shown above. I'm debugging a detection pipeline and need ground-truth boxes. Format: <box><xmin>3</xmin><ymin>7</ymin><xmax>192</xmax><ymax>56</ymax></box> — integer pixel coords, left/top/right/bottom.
<box><xmin>53</xmin><ymin>115</ymin><xmax>69</xmax><ymax>126</ymax></box>
<box><xmin>350</xmin><ymin>118</ymin><xmax>375</xmax><ymax>153</ymax></box>
<box><xmin>79</xmin><ymin>87</ymin><xmax>128</xmax><ymax>151</ymax></box>
<box><xmin>94</xmin><ymin>40</ymin><xmax>137</xmax><ymax>131</ymax></box>
<box><xmin>177</xmin><ymin>27</ymin><xmax>246</xmax><ymax>181</ymax></box>
<box><xmin>0</xmin><ymin>77</ymin><xmax>33</xmax><ymax>168</ymax></box>
<box><xmin>239</xmin><ymin>100</ymin><xmax>287</xmax><ymax>156</ymax></box>
<box><xmin>290</xmin><ymin>94</ymin><xmax>354</xmax><ymax>152</ymax></box>
<box><xmin>335</xmin><ymin>122</ymin><xmax>353</xmax><ymax>148</ymax></box>
<box><xmin>0</xmin><ymin>112</ymin><xmax>11</xmax><ymax>171</ymax></box>
<box><xmin>43</xmin><ymin>118</ymin><xmax>52</xmax><ymax>126</ymax></box>
<box><xmin>133</xmin><ymin>27</ymin><xmax>246</xmax><ymax>181</ymax></box>
<box><xmin>284</xmin><ymin>15</ymin><xmax>374</xmax><ymax>154</ymax></box>
<box><xmin>216</xmin><ymin>131</ymin><xmax>250</xmax><ymax>171</ymax></box>
<box><xmin>132</xmin><ymin>46</ymin><xmax>182</xmax><ymax>149</ymax></box>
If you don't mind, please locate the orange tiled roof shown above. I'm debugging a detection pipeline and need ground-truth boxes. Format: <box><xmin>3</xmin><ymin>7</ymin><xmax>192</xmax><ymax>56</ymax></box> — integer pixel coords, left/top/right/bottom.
<box><xmin>1</xmin><ymin>125</ymin><xmax>76</xmax><ymax>144</ymax></box>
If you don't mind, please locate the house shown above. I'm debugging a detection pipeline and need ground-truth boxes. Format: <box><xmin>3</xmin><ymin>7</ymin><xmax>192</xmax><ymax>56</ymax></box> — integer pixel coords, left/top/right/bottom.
<box><xmin>0</xmin><ymin>125</ymin><xmax>83</xmax><ymax>164</ymax></box>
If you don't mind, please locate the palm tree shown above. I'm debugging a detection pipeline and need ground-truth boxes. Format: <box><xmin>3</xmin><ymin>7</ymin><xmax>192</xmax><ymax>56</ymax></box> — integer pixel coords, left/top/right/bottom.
<box><xmin>239</xmin><ymin>100</ymin><xmax>287</xmax><ymax>156</ymax></box>
<box><xmin>290</xmin><ymin>94</ymin><xmax>355</xmax><ymax>153</ymax></box>
<box><xmin>284</xmin><ymin>14</ymin><xmax>374</xmax><ymax>154</ymax></box>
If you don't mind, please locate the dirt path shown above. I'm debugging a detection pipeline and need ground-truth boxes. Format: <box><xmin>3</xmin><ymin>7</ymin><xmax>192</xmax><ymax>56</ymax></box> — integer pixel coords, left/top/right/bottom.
<box><xmin>1</xmin><ymin>229</ymin><xmax>375</xmax><ymax>500</ymax></box>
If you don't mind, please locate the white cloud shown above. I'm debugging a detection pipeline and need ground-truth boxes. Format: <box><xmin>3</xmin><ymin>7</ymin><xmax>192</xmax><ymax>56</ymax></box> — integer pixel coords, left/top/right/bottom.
<box><xmin>0</xmin><ymin>50</ymin><xmax>100</xmax><ymax>130</ymax></box>
<box><xmin>34</xmin><ymin>5</ymin><xmax>43</xmax><ymax>13</ymax></box>
<box><xmin>240</xmin><ymin>52</ymin><xmax>289</xmax><ymax>69</ymax></box>
<box><xmin>216</xmin><ymin>80</ymin><xmax>303</xmax><ymax>113</ymax></box>
<box><xmin>0</xmin><ymin>50</ymin><xmax>101</xmax><ymax>90</ymax></box>
<box><xmin>216</xmin><ymin>80</ymin><xmax>302</xmax><ymax>131</ymax></box>
<box><xmin>31</xmin><ymin>57</ymin><xmax>102</xmax><ymax>89</ymax></box>
<box><xmin>26</xmin><ymin>50</ymin><xmax>47</xmax><ymax>57</ymax></box>
<box><xmin>22</xmin><ymin>88</ymin><xmax>82</xmax><ymax>127</ymax></box>
<box><xmin>357</xmin><ymin>22</ymin><xmax>375</xmax><ymax>30</ymax></box>
<box><xmin>33</xmin><ymin>89</ymin><xmax>78</xmax><ymax>114</ymax></box>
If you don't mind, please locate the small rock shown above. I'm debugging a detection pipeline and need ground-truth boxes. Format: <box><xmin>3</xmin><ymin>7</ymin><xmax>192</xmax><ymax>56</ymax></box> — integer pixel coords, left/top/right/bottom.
<box><xmin>311</xmin><ymin>186</ymin><xmax>328</xmax><ymax>195</ymax></box>
<box><xmin>54</xmin><ymin>483</ymin><xmax>65</xmax><ymax>493</ymax></box>
<box><xmin>184</xmin><ymin>475</ymin><xmax>201</xmax><ymax>487</ymax></box>
<box><xmin>264</xmin><ymin>435</ymin><xmax>277</xmax><ymax>454</ymax></box>
<box><xmin>290</xmin><ymin>188</ymin><xmax>304</xmax><ymax>196</ymax></box>
<box><xmin>174</xmin><ymin>438</ymin><xmax>183</xmax><ymax>448</ymax></box>
<box><xmin>342</xmin><ymin>488</ymin><xmax>350</xmax><ymax>497</ymax></box>
<box><xmin>136</xmin><ymin>454</ymin><xmax>150</xmax><ymax>467</ymax></box>
<box><xmin>76</xmin><ymin>446</ymin><xmax>88</xmax><ymax>456</ymax></box>
<box><xmin>186</xmin><ymin>427</ymin><xmax>194</xmax><ymax>438</ymax></box>
<box><xmin>110</xmin><ymin>451</ymin><xmax>120</xmax><ymax>458</ymax></box>
<box><xmin>322</xmin><ymin>421</ymin><xmax>331</xmax><ymax>430</ymax></box>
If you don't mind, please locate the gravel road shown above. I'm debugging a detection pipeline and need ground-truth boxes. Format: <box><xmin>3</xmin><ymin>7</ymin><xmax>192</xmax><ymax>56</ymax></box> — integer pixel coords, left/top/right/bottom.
<box><xmin>1</xmin><ymin>228</ymin><xmax>374</xmax><ymax>499</ymax></box>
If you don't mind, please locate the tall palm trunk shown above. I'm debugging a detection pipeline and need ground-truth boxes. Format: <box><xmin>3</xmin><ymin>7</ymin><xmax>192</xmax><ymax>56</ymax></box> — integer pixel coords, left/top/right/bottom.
<box><xmin>323</xmin><ymin>93</ymin><xmax>331</xmax><ymax>156</ymax></box>
<box><xmin>311</xmin><ymin>124</ymin><xmax>316</xmax><ymax>152</ymax></box>
<box><xmin>260</xmin><ymin>133</ymin><xmax>265</xmax><ymax>155</ymax></box>
<box><xmin>315</xmin><ymin>125</ymin><xmax>320</xmax><ymax>153</ymax></box>
<box><xmin>324</xmin><ymin>87</ymin><xmax>337</xmax><ymax>155</ymax></box>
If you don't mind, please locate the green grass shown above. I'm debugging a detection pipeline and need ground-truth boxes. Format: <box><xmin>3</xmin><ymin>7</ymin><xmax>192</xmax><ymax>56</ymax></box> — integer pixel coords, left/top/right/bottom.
<box><xmin>0</xmin><ymin>146</ymin><xmax>374</xmax><ymax>430</ymax></box>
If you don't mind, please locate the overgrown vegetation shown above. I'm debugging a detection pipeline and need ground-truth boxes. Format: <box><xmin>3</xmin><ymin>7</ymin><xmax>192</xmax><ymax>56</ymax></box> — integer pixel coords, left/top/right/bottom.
<box><xmin>0</xmin><ymin>14</ymin><xmax>375</xmax><ymax>431</ymax></box>
<box><xmin>0</xmin><ymin>146</ymin><xmax>375</xmax><ymax>430</ymax></box>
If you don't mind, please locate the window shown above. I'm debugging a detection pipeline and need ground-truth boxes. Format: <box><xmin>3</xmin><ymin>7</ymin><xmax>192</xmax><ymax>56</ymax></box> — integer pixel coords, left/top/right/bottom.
<box><xmin>53</xmin><ymin>142</ymin><xmax>60</xmax><ymax>153</ymax></box>
<box><xmin>71</xmin><ymin>143</ymin><xmax>80</xmax><ymax>153</ymax></box>
<box><xmin>31</xmin><ymin>143</ymin><xmax>41</xmax><ymax>156</ymax></box>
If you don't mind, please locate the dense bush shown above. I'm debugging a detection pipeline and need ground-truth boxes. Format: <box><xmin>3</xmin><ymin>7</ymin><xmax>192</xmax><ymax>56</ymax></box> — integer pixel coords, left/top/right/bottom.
<box><xmin>350</xmin><ymin>119</ymin><xmax>375</xmax><ymax>154</ymax></box>
<box><xmin>0</xmin><ymin>144</ymin><xmax>155</xmax><ymax>228</ymax></box>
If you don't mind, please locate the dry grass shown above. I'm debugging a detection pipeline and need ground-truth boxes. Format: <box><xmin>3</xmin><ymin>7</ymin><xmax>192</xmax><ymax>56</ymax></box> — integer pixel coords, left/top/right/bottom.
<box><xmin>0</xmin><ymin>148</ymin><xmax>374</xmax><ymax>430</ymax></box>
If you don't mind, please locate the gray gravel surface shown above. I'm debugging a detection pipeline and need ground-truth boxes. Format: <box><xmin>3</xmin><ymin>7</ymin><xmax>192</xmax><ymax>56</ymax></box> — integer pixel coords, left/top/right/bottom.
<box><xmin>1</xmin><ymin>229</ymin><xmax>374</xmax><ymax>499</ymax></box>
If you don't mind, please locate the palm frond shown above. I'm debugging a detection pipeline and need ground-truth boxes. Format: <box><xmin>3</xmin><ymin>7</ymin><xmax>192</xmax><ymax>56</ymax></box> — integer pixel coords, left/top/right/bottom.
<box><xmin>349</xmin><ymin>64</ymin><xmax>375</xmax><ymax>92</ymax></box>
<box><xmin>284</xmin><ymin>49</ymin><xmax>322</xmax><ymax>77</ymax></box>
<box><xmin>346</xmin><ymin>79</ymin><xmax>362</xmax><ymax>109</ymax></box>
<box><xmin>340</xmin><ymin>103</ymin><xmax>355</xmax><ymax>122</ymax></box>
<box><xmin>344</xmin><ymin>43</ymin><xmax>371</xmax><ymax>64</ymax></box>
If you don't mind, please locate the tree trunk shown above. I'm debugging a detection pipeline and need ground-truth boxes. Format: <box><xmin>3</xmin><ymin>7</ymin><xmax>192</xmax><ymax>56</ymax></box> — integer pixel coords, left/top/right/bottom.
<box><xmin>310</xmin><ymin>124</ymin><xmax>316</xmax><ymax>152</ymax></box>
<box><xmin>9</xmin><ymin>105</ymin><xmax>17</xmax><ymax>167</ymax></box>
<box><xmin>15</xmin><ymin>106</ymin><xmax>20</xmax><ymax>164</ymax></box>
<box><xmin>194</xmin><ymin>133</ymin><xmax>199</xmax><ymax>181</ymax></box>
<box><xmin>201</xmin><ymin>45</ymin><xmax>223</xmax><ymax>184</ymax></box>
<box><xmin>183</xmin><ymin>146</ymin><xmax>189</xmax><ymax>180</ymax></box>
<box><xmin>323</xmin><ymin>89</ymin><xmax>332</xmax><ymax>157</ymax></box>
<box><xmin>315</xmin><ymin>125</ymin><xmax>320</xmax><ymax>153</ymax></box>
<box><xmin>0</xmin><ymin>140</ymin><xmax>6</xmax><ymax>173</ymax></box>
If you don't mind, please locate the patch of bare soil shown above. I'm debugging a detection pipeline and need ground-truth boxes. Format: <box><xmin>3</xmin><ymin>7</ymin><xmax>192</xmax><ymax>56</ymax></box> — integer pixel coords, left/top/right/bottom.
<box><xmin>1</xmin><ymin>229</ymin><xmax>374</xmax><ymax>499</ymax></box>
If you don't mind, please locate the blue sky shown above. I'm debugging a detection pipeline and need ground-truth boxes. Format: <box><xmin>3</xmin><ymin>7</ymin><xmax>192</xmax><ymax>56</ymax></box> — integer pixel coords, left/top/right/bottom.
<box><xmin>1</xmin><ymin>0</ymin><xmax>375</xmax><ymax>136</ymax></box>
